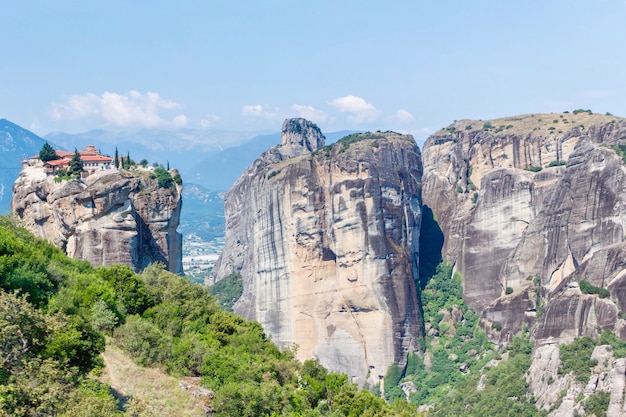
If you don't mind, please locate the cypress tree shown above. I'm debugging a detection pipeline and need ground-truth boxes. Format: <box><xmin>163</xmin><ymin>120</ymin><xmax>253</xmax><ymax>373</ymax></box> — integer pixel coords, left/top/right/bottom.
<box><xmin>114</xmin><ymin>147</ymin><xmax>119</xmax><ymax>168</ymax></box>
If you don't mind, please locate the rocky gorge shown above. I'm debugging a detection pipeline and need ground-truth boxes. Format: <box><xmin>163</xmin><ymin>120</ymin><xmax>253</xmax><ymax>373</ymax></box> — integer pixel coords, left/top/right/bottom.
<box><xmin>11</xmin><ymin>163</ymin><xmax>183</xmax><ymax>273</ymax></box>
<box><xmin>210</xmin><ymin>112</ymin><xmax>626</xmax><ymax>413</ymax></box>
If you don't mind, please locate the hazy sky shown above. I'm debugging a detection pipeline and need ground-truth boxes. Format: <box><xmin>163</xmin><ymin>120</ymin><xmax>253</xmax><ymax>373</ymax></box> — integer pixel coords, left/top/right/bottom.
<box><xmin>2</xmin><ymin>0</ymin><xmax>625</xmax><ymax>143</ymax></box>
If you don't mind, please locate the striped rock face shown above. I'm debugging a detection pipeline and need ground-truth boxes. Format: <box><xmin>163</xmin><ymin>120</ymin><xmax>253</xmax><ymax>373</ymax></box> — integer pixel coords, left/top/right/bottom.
<box><xmin>211</xmin><ymin>119</ymin><xmax>423</xmax><ymax>386</ymax></box>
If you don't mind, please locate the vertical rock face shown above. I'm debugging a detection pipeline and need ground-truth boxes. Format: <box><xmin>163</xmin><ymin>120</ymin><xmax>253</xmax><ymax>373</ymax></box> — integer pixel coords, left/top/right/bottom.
<box><xmin>421</xmin><ymin>113</ymin><xmax>626</xmax><ymax>344</ymax></box>
<box><xmin>11</xmin><ymin>167</ymin><xmax>183</xmax><ymax>273</ymax></box>
<box><xmin>211</xmin><ymin>119</ymin><xmax>423</xmax><ymax>385</ymax></box>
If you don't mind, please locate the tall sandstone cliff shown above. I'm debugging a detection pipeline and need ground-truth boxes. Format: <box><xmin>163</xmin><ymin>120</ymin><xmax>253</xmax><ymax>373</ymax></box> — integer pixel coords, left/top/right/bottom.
<box><xmin>11</xmin><ymin>166</ymin><xmax>183</xmax><ymax>273</ymax></box>
<box><xmin>211</xmin><ymin>119</ymin><xmax>423</xmax><ymax>385</ymax></box>
<box><xmin>422</xmin><ymin>113</ymin><xmax>626</xmax><ymax>414</ymax></box>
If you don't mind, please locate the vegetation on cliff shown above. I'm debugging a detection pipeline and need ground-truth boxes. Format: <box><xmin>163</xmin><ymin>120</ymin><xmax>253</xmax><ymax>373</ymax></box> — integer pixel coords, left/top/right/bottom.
<box><xmin>0</xmin><ymin>216</ymin><xmax>418</xmax><ymax>416</ymax></box>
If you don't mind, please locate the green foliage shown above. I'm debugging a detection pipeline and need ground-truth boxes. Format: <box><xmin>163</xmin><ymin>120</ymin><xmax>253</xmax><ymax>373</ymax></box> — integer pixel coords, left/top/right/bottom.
<box><xmin>0</xmin><ymin>217</ymin><xmax>417</xmax><ymax>416</ymax></box>
<box><xmin>114</xmin><ymin>147</ymin><xmax>119</xmax><ymax>168</ymax></box>
<box><xmin>209</xmin><ymin>272</ymin><xmax>243</xmax><ymax>312</ymax></box>
<box><xmin>139</xmin><ymin>158</ymin><xmax>148</xmax><ymax>167</ymax></box>
<box><xmin>611</xmin><ymin>144</ymin><xmax>626</xmax><ymax>165</ymax></box>
<box><xmin>335</xmin><ymin>132</ymin><xmax>389</xmax><ymax>153</ymax></box>
<box><xmin>39</xmin><ymin>142</ymin><xmax>60</xmax><ymax>162</ymax></box>
<box><xmin>482</xmin><ymin>122</ymin><xmax>493</xmax><ymax>130</ymax></box>
<box><xmin>429</xmin><ymin>330</ymin><xmax>544</xmax><ymax>417</ymax></box>
<box><xmin>68</xmin><ymin>149</ymin><xmax>84</xmax><ymax>176</ymax></box>
<box><xmin>384</xmin><ymin>363</ymin><xmax>404</xmax><ymax>401</ymax></box>
<box><xmin>409</xmin><ymin>258</ymin><xmax>494</xmax><ymax>408</ymax></box>
<box><xmin>505</xmin><ymin>286</ymin><xmax>514</xmax><ymax>295</ymax></box>
<box><xmin>584</xmin><ymin>391</ymin><xmax>610</xmax><ymax>416</ymax></box>
<box><xmin>573</xmin><ymin>109</ymin><xmax>593</xmax><ymax>115</ymax></box>
<box><xmin>91</xmin><ymin>299</ymin><xmax>118</xmax><ymax>333</ymax></box>
<box><xmin>579</xmin><ymin>280</ymin><xmax>610</xmax><ymax>298</ymax></box>
<box><xmin>558</xmin><ymin>336</ymin><xmax>598</xmax><ymax>381</ymax></box>
<box><xmin>150</xmin><ymin>166</ymin><xmax>174</xmax><ymax>188</ymax></box>
<box><xmin>548</xmin><ymin>160</ymin><xmax>566</xmax><ymax>167</ymax></box>
<box><xmin>465</xmin><ymin>124</ymin><xmax>473</xmax><ymax>130</ymax></box>
<box><xmin>525</xmin><ymin>165</ymin><xmax>543</xmax><ymax>172</ymax></box>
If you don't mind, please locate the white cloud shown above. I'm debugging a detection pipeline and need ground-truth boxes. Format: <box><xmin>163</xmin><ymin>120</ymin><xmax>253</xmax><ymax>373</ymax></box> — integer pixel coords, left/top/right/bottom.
<box><xmin>241</xmin><ymin>104</ymin><xmax>280</xmax><ymax>120</ymax></box>
<box><xmin>328</xmin><ymin>95</ymin><xmax>379</xmax><ymax>123</ymax></box>
<box><xmin>289</xmin><ymin>104</ymin><xmax>328</xmax><ymax>123</ymax></box>
<box><xmin>393</xmin><ymin>109</ymin><xmax>415</xmax><ymax>123</ymax></box>
<box><xmin>49</xmin><ymin>90</ymin><xmax>188</xmax><ymax>128</ymax></box>
<box><xmin>199</xmin><ymin>113</ymin><xmax>221</xmax><ymax>128</ymax></box>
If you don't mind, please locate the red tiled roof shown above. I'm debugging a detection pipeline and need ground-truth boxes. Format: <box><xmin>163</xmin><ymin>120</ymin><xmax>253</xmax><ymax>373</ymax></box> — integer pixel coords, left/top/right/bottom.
<box><xmin>45</xmin><ymin>159</ymin><xmax>69</xmax><ymax>167</ymax></box>
<box><xmin>81</xmin><ymin>155</ymin><xmax>112</xmax><ymax>162</ymax></box>
<box><xmin>56</xmin><ymin>151</ymin><xmax>74</xmax><ymax>158</ymax></box>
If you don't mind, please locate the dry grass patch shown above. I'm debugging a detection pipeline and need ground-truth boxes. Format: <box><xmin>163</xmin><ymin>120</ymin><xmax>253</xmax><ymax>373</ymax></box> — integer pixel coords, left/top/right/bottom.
<box><xmin>98</xmin><ymin>343</ymin><xmax>206</xmax><ymax>417</ymax></box>
<box><xmin>438</xmin><ymin>111</ymin><xmax>623</xmax><ymax>138</ymax></box>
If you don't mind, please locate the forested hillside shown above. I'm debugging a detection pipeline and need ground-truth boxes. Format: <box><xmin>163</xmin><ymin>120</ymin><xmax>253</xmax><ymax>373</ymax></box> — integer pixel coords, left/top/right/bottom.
<box><xmin>0</xmin><ymin>217</ymin><xmax>417</xmax><ymax>416</ymax></box>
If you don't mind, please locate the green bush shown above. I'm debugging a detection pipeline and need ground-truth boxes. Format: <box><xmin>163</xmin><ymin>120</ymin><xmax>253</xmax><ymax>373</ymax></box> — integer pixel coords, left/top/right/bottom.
<box><xmin>505</xmin><ymin>287</ymin><xmax>513</xmax><ymax>295</ymax></box>
<box><xmin>524</xmin><ymin>165</ymin><xmax>543</xmax><ymax>172</ymax></box>
<box><xmin>208</xmin><ymin>272</ymin><xmax>243</xmax><ymax>312</ymax></box>
<box><xmin>558</xmin><ymin>336</ymin><xmax>597</xmax><ymax>381</ymax></box>
<box><xmin>150</xmin><ymin>167</ymin><xmax>174</xmax><ymax>188</ymax></box>
<box><xmin>579</xmin><ymin>280</ymin><xmax>610</xmax><ymax>298</ymax></box>
<box><xmin>584</xmin><ymin>391</ymin><xmax>610</xmax><ymax>416</ymax></box>
<box><xmin>548</xmin><ymin>160</ymin><xmax>566</xmax><ymax>167</ymax></box>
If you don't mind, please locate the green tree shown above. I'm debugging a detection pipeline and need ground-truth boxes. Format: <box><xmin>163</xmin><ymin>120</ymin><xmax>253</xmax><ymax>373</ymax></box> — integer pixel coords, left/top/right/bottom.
<box><xmin>114</xmin><ymin>147</ymin><xmax>119</xmax><ymax>168</ymax></box>
<box><xmin>39</xmin><ymin>142</ymin><xmax>60</xmax><ymax>162</ymax></box>
<box><xmin>0</xmin><ymin>290</ymin><xmax>52</xmax><ymax>375</ymax></box>
<box><xmin>90</xmin><ymin>299</ymin><xmax>118</xmax><ymax>334</ymax></box>
<box><xmin>68</xmin><ymin>149</ymin><xmax>83</xmax><ymax>176</ymax></box>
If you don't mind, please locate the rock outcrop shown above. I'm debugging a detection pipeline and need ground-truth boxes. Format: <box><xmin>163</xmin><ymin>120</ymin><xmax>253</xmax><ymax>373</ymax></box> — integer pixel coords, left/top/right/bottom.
<box><xmin>11</xmin><ymin>165</ymin><xmax>183</xmax><ymax>273</ymax></box>
<box><xmin>422</xmin><ymin>113</ymin><xmax>626</xmax><ymax>342</ymax></box>
<box><xmin>211</xmin><ymin>119</ymin><xmax>423</xmax><ymax>385</ymax></box>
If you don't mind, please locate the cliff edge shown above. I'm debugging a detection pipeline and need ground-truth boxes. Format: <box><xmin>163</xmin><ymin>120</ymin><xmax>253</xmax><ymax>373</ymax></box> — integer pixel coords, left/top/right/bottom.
<box><xmin>11</xmin><ymin>164</ymin><xmax>183</xmax><ymax>273</ymax></box>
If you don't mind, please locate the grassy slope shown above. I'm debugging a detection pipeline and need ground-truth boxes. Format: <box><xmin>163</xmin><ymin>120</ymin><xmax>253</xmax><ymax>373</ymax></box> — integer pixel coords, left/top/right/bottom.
<box><xmin>98</xmin><ymin>343</ymin><xmax>205</xmax><ymax>417</ymax></box>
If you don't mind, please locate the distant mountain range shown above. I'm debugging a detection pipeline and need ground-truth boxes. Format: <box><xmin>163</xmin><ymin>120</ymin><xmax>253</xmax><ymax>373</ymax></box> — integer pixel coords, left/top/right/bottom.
<box><xmin>0</xmin><ymin>119</ymin><xmax>48</xmax><ymax>213</ymax></box>
<box><xmin>0</xmin><ymin>119</ymin><xmax>359</xmax><ymax>214</ymax></box>
<box><xmin>186</xmin><ymin>131</ymin><xmax>356</xmax><ymax>190</ymax></box>
<box><xmin>44</xmin><ymin>128</ymin><xmax>269</xmax><ymax>179</ymax></box>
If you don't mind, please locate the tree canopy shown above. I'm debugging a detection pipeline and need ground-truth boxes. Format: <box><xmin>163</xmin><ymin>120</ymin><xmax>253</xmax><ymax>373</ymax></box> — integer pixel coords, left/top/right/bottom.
<box><xmin>39</xmin><ymin>142</ymin><xmax>59</xmax><ymax>162</ymax></box>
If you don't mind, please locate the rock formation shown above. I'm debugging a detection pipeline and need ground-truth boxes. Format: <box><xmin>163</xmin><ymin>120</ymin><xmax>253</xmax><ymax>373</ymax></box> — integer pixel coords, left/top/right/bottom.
<box><xmin>421</xmin><ymin>113</ymin><xmax>626</xmax><ymax>342</ymax></box>
<box><xmin>422</xmin><ymin>113</ymin><xmax>626</xmax><ymax>414</ymax></box>
<box><xmin>211</xmin><ymin>118</ymin><xmax>423</xmax><ymax>386</ymax></box>
<box><xmin>11</xmin><ymin>165</ymin><xmax>183</xmax><ymax>273</ymax></box>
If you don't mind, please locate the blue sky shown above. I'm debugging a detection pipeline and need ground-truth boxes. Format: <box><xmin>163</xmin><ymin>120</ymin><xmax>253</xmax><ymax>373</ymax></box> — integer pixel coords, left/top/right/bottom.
<box><xmin>2</xmin><ymin>0</ymin><xmax>625</xmax><ymax>144</ymax></box>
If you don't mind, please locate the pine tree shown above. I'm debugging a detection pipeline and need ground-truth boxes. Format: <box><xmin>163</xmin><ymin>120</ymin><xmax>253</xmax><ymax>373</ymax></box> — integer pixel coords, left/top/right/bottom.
<box><xmin>39</xmin><ymin>142</ymin><xmax>60</xmax><ymax>162</ymax></box>
<box><xmin>68</xmin><ymin>149</ymin><xmax>83</xmax><ymax>176</ymax></box>
<box><xmin>167</xmin><ymin>160</ymin><xmax>170</xmax><ymax>170</ymax></box>
<box><xmin>114</xmin><ymin>147</ymin><xmax>119</xmax><ymax>168</ymax></box>
<box><xmin>126</xmin><ymin>152</ymin><xmax>130</xmax><ymax>169</ymax></box>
